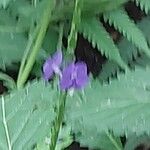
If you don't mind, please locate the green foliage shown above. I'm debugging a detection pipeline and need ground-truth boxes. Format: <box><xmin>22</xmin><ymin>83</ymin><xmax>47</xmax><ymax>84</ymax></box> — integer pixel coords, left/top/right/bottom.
<box><xmin>75</xmin><ymin>130</ymin><xmax>123</xmax><ymax>150</ymax></box>
<box><xmin>81</xmin><ymin>0</ymin><xmax>128</xmax><ymax>14</ymax></box>
<box><xmin>78</xmin><ymin>17</ymin><xmax>128</xmax><ymax>70</ymax></box>
<box><xmin>16</xmin><ymin>0</ymin><xmax>56</xmax><ymax>88</ymax></box>
<box><xmin>0</xmin><ymin>32</ymin><xmax>26</xmax><ymax>70</ymax></box>
<box><xmin>66</xmin><ymin>67</ymin><xmax>150</xmax><ymax>145</ymax></box>
<box><xmin>8</xmin><ymin>0</ymin><xmax>47</xmax><ymax>26</ymax></box>
<box><xmin>1</xmin><ymin>0</ymin><xmax>150</xmax><ymax>150</ymax></box>
<box><xmin>0</xmin><ymin>0</ymin><xmax>12</xmax><ymax>8</ymax></box>
<box><xmin>135</xmin><ymin>0</ymin><xmax>150</xmax><ymax>14</ymax></box>
<box><xmin>124</xmin><ymin>134</ymin><xmax>150</xmax><ymax>150</ymax></box>
<box><xmin>43</xmin><ymin>28</ymin><xmax>59</xmax><ymax>55</ymax></box>
<box><xmin>67</xmin><ymin>0</ymin><xmax>82</xmax><ymax>54</ymax></box>
<box><xmin>53</xmin><ymin>0</ymin><xmax>128</xmax><ymax>21</ymax></box>
<box><xmin>103</xmin><ymin>8</ymin><xmax>150</xmax><ymax>58</ymax></box>
<box><xmin>0</xmin><ymin>80</ymin><xmax>57</xmax><ymax>150</ymax></box>
<box><xmin>100</xmin><ymin>15</ymin><xmax>150</xmax><ymax>81</ymax></box>
<box><xmin>0</xmin><ymin>9</ymin><xmax>26</xmax><ymax>70</ymax></box>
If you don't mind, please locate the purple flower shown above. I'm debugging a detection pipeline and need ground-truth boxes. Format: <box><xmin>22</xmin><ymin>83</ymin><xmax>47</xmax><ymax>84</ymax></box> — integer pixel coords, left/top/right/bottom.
<box><xmin>60</xmin><ymin>62</ymin><xmax>88</xmax><ymax>90</ymax></box>
<box><xmin>43</xmin><ymin>50</ymin><xmax>62</xmax><ymax>80</ymax></box>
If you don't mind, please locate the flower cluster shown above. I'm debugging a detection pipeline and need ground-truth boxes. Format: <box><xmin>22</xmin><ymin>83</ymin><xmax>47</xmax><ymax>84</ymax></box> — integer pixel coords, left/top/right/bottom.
<box><xmin>43</xmin><ymin>50</ymin><xmax>89</xmax><ymax>90</ymax></box>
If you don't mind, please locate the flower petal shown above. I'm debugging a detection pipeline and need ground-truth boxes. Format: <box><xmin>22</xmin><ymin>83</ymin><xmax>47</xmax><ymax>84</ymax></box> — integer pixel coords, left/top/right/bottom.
<box><xmin>43</xmin><ymin>58</ymin><xmax>54</xmax><ymax>80</ymax></box>
<box><xmin>60</xmin><ymin>63</ymin><xmax>74</xmax><ymax>90</ymax></box>
<box><xmin>52</xmin><ymin>50</ymin><xmax>62</xmax><ymax>66</ymax></box>
<box><xmin>75</xmin><ymin>62</ymin><xmax>88</xmax><ymax>88</ymax></box>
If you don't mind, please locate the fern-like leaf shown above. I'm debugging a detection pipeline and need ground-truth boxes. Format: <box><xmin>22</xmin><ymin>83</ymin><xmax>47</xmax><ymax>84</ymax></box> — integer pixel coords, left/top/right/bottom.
<box><xmin>66</xmin><ymin>67</ymin><xmax>150</xmax><ymax>141</ymax></box>
<box><xmin>78</xmin><ymin>17</ymin><xmax>128</xmax><ymax>70</ymax></box>
<box><xmin>103</xmin><ymin>8</ymin><xmax>150</xmax><ymax>58</ymax></box>
<box><xmin>135</xmin><ymin>0</ymin><xmax>150</xmax><ymax>14</ymax></box>
<box><xmin>100</xmin><ymin>16</ymin><xmax>150</xmax><ymax>81</ymax></box>
<box><xmin>0</xmin><ymin>80</ymin><xmax>57</xmax><ymax>149</ymax></box>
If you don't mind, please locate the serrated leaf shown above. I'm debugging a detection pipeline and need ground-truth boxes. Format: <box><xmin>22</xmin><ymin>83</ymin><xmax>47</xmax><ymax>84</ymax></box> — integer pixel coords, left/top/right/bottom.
<box><xmin>100</xmin><ymin>16</ymin><xmax>150</xmax><ymax>81</ymax></box>
<box><xmin>103</xmin><ymin>8</ymin><xmax>150</xmax><ymax>58</ymax></box>
<box><xmin>135</xmin><ymin>0</ymin><xmax>150</xmax><ymax>14</ymax></box>
<box><xmin>0</xmin><ymin>0</ymin><xmax>12</xmax><ymax>8</ymax></box>
<box><xmin>66</xmin><ymin>67</ymin><xmax>150</xmax><ymax>140</ymax></box>
<box><xmin>76</xmin><ymin>130</ymin><xmax>123</xmax><ymax>150</ymax></box>
<box><xmin>78</xmin><ymin>17</ymin><xmax>128</xmax><ymax>70</ymax></box>
<box><xmin>0</xmin><ymin>80</ymin><xmax>57</xmax><ymax>150</ymax></box>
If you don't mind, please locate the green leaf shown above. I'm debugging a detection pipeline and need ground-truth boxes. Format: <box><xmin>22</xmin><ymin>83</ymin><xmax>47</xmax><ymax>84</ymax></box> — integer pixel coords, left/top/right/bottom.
<box><xmin>137</xmin><ymin>16</ymin><xmax>150</xmax><ymax>45</ymax></box>
<box><xmin>100</xmin><ymin>16</ymin><xmax>150</xmax><ymax>81</ymax></box>
<box><xmin>53</xmin><ymin>0</ymin><xmax>128</xmax><ymax>21</ymax></box>
<box><xmin>0</xmin><ymin>10</ymin><xmax>27</xmax><ymax>70</ymax></box>
<box><xmin>99</xmin><ymin>37</ymin><xmax>138</xmax><ymax>81</ymax></box>
<box><xmin>135</xmin><ymin>0</ymin><xmax>150</xmax><ymax>14</ymax></box>
<box><xmin>0</xmin><ymin>80</ymin><xmax>57</xmax><ymax>150</ymax></box>
<box><xmin>22</xmin><ymin>27</ymin><xmax>59</xmax><ymax>77</ymax></box>
<box><xmin>78</xmin><ymin>17</ymin><xmax>128</xmax><ymax>70</ymax></box>
<box><xmin>66</xmin><ymin>67</ymin><xmax>150</xmax><ymax>141</ymax></box>
<box><xmin>36</xmin><ymin>125</ymin><xmax>73</xmax><ymax>150</ymax></box>
<box><xmin>43</xmin><ymin>28</ymin><xmax>59</xmax><ymax>54</ymax></box>
<box><xmin>0</xmin><ymin>0</ymin><xmax>12</xmax><ymax>8</ymax></box>
<box><xmin>103</xmin><ymin>8</ymin><xmax>150</xmax><ymax>58</ymax></box>
<box><xmin>0</xmin><ymin>32</ymin><xmax>26</xmax><ymax>70</ymax></box>
<box><xmin>9</xmin><ymin>0</ymin><xmax>46</xmax><ymax>26</ymax></box>
<box><xmin>76</xmin><ymin>130</ymin><xmax>123</xmax><ymax>150</ymax></box>
<box><xmin>82</xmin><ymin>0</ymin><xmax>128</xmax><ymax>14</ymax></box>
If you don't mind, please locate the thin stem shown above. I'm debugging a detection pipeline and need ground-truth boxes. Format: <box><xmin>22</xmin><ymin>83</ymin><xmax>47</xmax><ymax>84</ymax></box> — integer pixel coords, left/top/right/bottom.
<box><xmin>49</xmin><ymin>2</ymin><xmax>81</xmax><ymax>148</ymax></box>
<box><xmin>49</xmin><ymin>92</ymin><xmax>67</xmax><ymax>150</ymax></box>
<box><xmin>106</xmin><ymin>132</ymin><xmax>123</xmax><ymax>150</ymax></box>
<box><xmin>67</xmin><ymin>0</ymin><xmax>81</xmax><ymax>54</ymax></box>
<box><xmin>49</xmin><ymin>23</ymin><xmax>65</xmax><ymax>150</ymax></box>
<box><xmin>17</xmin><ymin>25</ymin><xmax>39</xmax><ymax>85</ymax></box>
<box><xmin>2</xmin><ymin>96</ymin><xmax>12</xmax><ymax>150</ymax></box>
<box><xmin>57</xmin><ymin>23</ymin><xmax>64</xmax><ymax>50</ymax></box>
<box><xmin>17</xmin><ymin>0</ymin><xmax>56</xmax><ymax>88</ymax></box>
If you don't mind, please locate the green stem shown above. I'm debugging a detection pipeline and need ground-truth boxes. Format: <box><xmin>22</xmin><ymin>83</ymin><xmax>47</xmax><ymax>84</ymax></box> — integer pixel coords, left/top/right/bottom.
<box><xmin>57</xmin><ymin>23</ymin><xmax>64</xmax><ymax>50</ymax></box>
<box><xmin>17</xmin><ymin>25</ymin><xmax>39</xmax><ymax>85</ymax></box>
<box><xmin>49</xmin><ymin>92</ymin><xmax>67</xmax><ymax>150</ymax></box>
<box><xmin>67</xmin><ymin>0</ymin><xmax>81</xmax><ymax>54</ymax></box>
<box><xmin>50</xmin><ymin>1</ymin><xmax>81</xmax><ymax>149</ymax></box>
<box><xmin>2</xmin><ymin>96</ymin><xmax>12</xmax><ymax>150</ymax></box>
<box><xmin>17</xmin><ymin>0</ymin><xmax>56</xmax><ymax>88</ymax></box>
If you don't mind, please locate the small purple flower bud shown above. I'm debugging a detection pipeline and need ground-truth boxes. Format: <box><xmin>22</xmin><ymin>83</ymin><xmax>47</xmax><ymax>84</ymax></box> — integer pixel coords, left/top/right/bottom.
<box><xmin>60</xmin><ymin>62</ymin><xmax>89</xmax><ymax>90</ymax></box>
<box><xmin>43</xmin><ymin>50</ymin><xmax>62</xmax><ymax>80</ymax></box>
